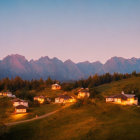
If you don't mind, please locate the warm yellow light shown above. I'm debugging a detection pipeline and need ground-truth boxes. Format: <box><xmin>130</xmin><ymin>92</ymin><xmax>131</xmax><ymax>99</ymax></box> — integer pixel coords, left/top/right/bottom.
<box><xmin>11</xmin><ymin>113</ymin><xmax>27</xmax><ymax>120</ymax></box>
<box><xmin>130</xmin><ymin>98</ymin><xmax>134</xmax><ymax>104</ymax></box>
<box><xmin>38</xmin><ymin>98</ymin><xmax>44</xmax><ymax>104</ymax></box>
<box><xmin>106</xmin><ymin>97</ymin><xmax>138</xmax><ymax>106</ymax></box>
<box><xmin>69</xmin><ymin>99</ymin><xmax>76</xmax><ymax>103</ymax></box>
<box><xmin>78</xmin><ymin>93</ymin><xmax>84</xmax><ymax>98</ymax></box>
<box><xmin>34</xmin><ymin>98</ymin><xmax>45</xmax><ymax>104</ymax></box>
<box><xmin>121</xmin><ymin>102</ymin><xmax>126</xmax><ymax>105</ymax></box>
<box><xmin>120</xmin><ymin>98</ymin><xmax>135</xmax><ymax>105</ymax></box>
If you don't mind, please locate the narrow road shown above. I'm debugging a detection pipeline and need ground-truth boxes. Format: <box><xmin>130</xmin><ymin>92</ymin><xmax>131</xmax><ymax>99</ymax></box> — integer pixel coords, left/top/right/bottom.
<box><xmin>6</xmin><ymin>104</ymin><xmax>72</xmax><ymax>127</ymax></box>
<box><xmin>6</xmin><ymin>109</ymin><xmax>60</xmax><ymax>126</ymax></box>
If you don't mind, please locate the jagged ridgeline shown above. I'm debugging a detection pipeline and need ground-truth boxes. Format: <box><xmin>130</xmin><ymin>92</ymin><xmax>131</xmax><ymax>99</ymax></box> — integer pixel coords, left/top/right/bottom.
<box><xmin>0</xmin><ymin>54</ymin><xmax>140</xmax><ymax>81</ymax></box>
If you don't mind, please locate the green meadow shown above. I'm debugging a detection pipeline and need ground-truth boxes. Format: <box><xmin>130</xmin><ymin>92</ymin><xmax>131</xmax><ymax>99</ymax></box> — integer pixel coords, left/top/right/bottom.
<box><xmin>0</xmin><ymin>89</ymin><xmax>62</xmax><ymax>123</ymax></box>
<box><xmin>1</xmin><ymin>77</ymin><xmax>140</xmax><ymax>140</ymax></box>
<box><xmin>0</xmin><ymin>97</ymin><xmax>60</xmax><ymax>123</ymax></box>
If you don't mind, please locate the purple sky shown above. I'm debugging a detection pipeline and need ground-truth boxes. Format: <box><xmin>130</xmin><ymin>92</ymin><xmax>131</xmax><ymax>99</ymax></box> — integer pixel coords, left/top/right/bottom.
<box><xmin>0</xmin><ymin>0</ymin><xmax>140</xmax><ymax>63</ymax></box>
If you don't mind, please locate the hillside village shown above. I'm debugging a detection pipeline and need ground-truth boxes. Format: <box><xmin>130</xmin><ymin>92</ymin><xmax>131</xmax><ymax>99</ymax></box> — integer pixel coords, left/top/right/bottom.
<box><xmin>1</xmin><ymin>75</ymin><xmax>140</xmax><ymax>140</ymax></box>
<box><xmin>0</xmin><ymin>81</ymin><xmax>139</xmax><ymax>116</ymax></box>
<box><xmin>1</xmin><ymin>0</ymin><xmax>140</xmax><ymax>139</ymax></box>
<box><xmin>0</xmin><ymin>85</ymin><xmax>91</xmax><ymax>114</ymax></box>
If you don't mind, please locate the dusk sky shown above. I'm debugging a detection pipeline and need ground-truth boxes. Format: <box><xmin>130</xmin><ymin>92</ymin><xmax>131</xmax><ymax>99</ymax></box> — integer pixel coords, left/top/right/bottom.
<box><xmin>0</xmin><ymin>0</ymin><xmax>140</xmax><ymax>63</ymax></box>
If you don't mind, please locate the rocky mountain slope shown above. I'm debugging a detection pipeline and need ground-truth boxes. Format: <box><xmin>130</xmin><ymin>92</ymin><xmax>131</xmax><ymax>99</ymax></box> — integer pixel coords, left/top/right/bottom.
<box><xmin>0</xmin><ymin>54</ymin><xmax>140</xmax><ymax>81</ymax></box>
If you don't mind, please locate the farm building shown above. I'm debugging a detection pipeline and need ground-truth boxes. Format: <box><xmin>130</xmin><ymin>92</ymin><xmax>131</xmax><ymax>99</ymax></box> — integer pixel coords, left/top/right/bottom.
<box><xmin>12</xmin><ymin>98</ymin><xmax>28</xmax><ymax>107</ymax></box>
<box><xmin>52</xmin><ymin>84</ymin><xmax>61</xmax><ymax>90</ymax></box>
<box><xmin>3</xmin><ymin>92</ymin><xmax>12</xmax><ymax>97</ymax></box>
<box><xmin>15</xmin><ymin>105</ymin><xmax>27</xmax><ymax>113</ymax></box>
<box><xmin>77</xmin><ymin>88</ymin><xmax>90</xmax><ymax>99</ymax></box>
<box><xmin>106</xmin><ymin>91</ymin><xmax>138</xmax><ymax>105</ymax></box>
<box><xmin>0</xmin><ymin>92</ymin><xmax>15</xmax><ymax>98</ymax></box>
<box><xmin>55</xmin><ymin>95</ymin><xmax>75</xmax><ymax>103</ymax></box>
<box><xmin>34</xmin><ymin>96</ymin><xmax>45</xmax><ymax>104</ymax></box>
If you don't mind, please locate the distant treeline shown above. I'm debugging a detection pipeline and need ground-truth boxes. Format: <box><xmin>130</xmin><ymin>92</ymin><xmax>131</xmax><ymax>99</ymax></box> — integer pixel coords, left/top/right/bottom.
<box><xmin>0</xmin><ymin>77</ymin><xmax>56</xmax><ymax>92</ymax></box>
<box><xmin>62</xmin><ymin>71</ymin><xmax>139</xmax><ymax>91</ymax></box>
<box><xmin>0</xmin><ymin>71</ymin><xmax>139</xmax><ymax>92</ymax></box>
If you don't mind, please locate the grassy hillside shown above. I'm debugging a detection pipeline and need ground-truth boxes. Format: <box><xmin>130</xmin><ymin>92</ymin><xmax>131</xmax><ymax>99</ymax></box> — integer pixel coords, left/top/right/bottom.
<box><xmin>34</xmin><ymin>88</ymin><xmax>64</xmax><ymax>98</ymax></box>
<box><xmin>35</xmin><ymin>88</ymin><xmax>78</xmax><ymax>99</ymax></box>
<box><xmin>1</xmin><ymin>77</ymin><xmax>140</xmax><ymax>140</ymax></box>
<box><xmin>0</xmin><ymin>97</ymin><xmax>14</xmax><ymax>123</ymax></box>
<box><xmin>0</xmin><ymin>88</ymin><xmax>63</xmax><ymax>123</ymax></box>
<box><xmin>0</xmin><ymin>96</ymin><xmax>60</xmax><ymax>123</ymax></box>
<box><xmin>96</xmin><ymin>76</ymin><xmax>140</xmax><ymax>98</ymax></box>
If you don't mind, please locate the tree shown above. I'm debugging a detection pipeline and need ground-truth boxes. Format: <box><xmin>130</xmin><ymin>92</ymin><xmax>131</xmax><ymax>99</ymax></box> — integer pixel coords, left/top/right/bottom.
<box><xmin>132</xmin><ymin>71</ymin><xmax>137</xmax><ymax>77</ymax></box>
<box><xmin>89</xmin><ymin>88</ymin><xmax>99</xmax><ymax>98</ymax></box>
<box><xmin>46</xmin><ymin>77</ymin><xmax>53</xmax><ymax>85</ymax></box>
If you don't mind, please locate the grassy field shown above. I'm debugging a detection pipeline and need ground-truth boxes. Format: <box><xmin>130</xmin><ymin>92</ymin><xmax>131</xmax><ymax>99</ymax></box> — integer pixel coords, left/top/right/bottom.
<box><xmin>96</xmin><ymin>76</ymin><xmax>140</xmax><ymax>97</ymax></box>
<box><xmin>5</xmin><ymin>104</ymin><xmax>61</xmax><ymax>123</ymax></box>
<box><xmin>0</xmin><ymin>88</ymin><xmax>66</xmax><ymax>123</ymax></box>
<box><xmin>0</xmin><ymin>97</ymin><xmax>60</xmax><ymax>123</ymax></box>
<box><xmin>0</xmin><ymin>94</ymin><xmax>61</xmax><ymax>123</ymax></box>
<box><xmin>1</xmin><ymin>103</ymin><xmax>140</xmax><ymax>140</ymax></box>
<box><xmin>1</xmin><ymin>77</ymin><xmax>140</xmax><ymax>140</ymax></box>
<box><xmin>36</xmin><ymin>88</ymin><xmax>78</xmax><ymax>99</ymax></box>
<box><xmin>0</xmin><ymin>97</ymin><xmax>14</xmax><ymax>123</ymax></box>
<box><xmin>34</xmin><ymin>88</ymin><xmax>64</xmax><ymax>98</ymax></box>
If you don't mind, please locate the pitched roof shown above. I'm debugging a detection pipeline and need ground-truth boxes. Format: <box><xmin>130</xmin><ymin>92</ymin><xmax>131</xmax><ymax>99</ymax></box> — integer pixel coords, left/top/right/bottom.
<box><xmin>12</xmin><ymin>98</ymin><xmax>22</xmax><ymax>102</ymax></box>
<box><xmin>52</xmin><ymin>84</ymin><xmax>60</xmax><ymax>86</ymax></box>
<box><xmin>79</xmin><ymin>89</ymin><xmax>89</xmax><ymax>93</ymax></box>
<box><xmin>12</xmin><ymin>98</ymin><xmax>27</xmax><ymax>103</ymax></box>
<box><xmin>15</xmin><ymin>105</ymin><xmax>27</xmax><ymax>109</ymax></box>
<box><xmin>34</xmin><ymin>96</ymin><xmax>45</xmax><ymax>99</ymax></box>
<box><xmin>124</xmin><ymin>94</ymin><xmax>135</xmax><ymax>98</ymax></box>
<box><xmin>57</xmin><ymin>95</ymin><xmax>73</xmax><ymax>100</ymax></box>
<box><xmin>107</xmin><ymin>93</ymin><xmax>136</xmax><ymax>100</ymax></box>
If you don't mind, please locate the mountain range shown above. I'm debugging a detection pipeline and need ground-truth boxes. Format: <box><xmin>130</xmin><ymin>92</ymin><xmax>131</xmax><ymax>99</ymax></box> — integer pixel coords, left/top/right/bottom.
<box><xmin>0</xmin><ymin>54</ymin><xmax>140</xmax><ymax>81</ymax></box>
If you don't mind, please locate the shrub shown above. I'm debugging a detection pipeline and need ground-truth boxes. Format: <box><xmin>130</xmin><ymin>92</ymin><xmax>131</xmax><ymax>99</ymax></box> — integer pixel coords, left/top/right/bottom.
<box><xmin>89</xmin><ymin>88</ymin><xmax>99</xmax><ymax>98</ymax></box>
<box><xmin>0</xmin><ymin>97</ymin><xmax>12</xmax><ymax>107</ymax></box>
<box><xmin>71</xmin><ymin>99</ymin><xmax>84</xmax><ymax>109</ymax></box>
<box><xmin>30</xmin><ymin>101</ymin><xmax>40</xmax><ymax>107</ymax></box>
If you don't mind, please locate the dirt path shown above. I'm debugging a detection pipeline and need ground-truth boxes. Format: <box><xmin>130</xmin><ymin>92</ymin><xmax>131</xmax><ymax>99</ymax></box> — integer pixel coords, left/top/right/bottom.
<box><xmin>6</xmin><ymin>104</ymin><xmax>72</xmax><ymax>127</ymax></box>
<box><xmin>6</xmin><ymin>109</ymin><xmax>60</xmax><ymax>126</ymax></box>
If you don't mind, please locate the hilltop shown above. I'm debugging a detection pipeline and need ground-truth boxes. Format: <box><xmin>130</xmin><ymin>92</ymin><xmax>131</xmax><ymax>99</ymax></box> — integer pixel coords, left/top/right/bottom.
<box><xmin>1</xmin><ymin>77</ymin><xmax>140</xmax><ymax>140</ymax></box>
